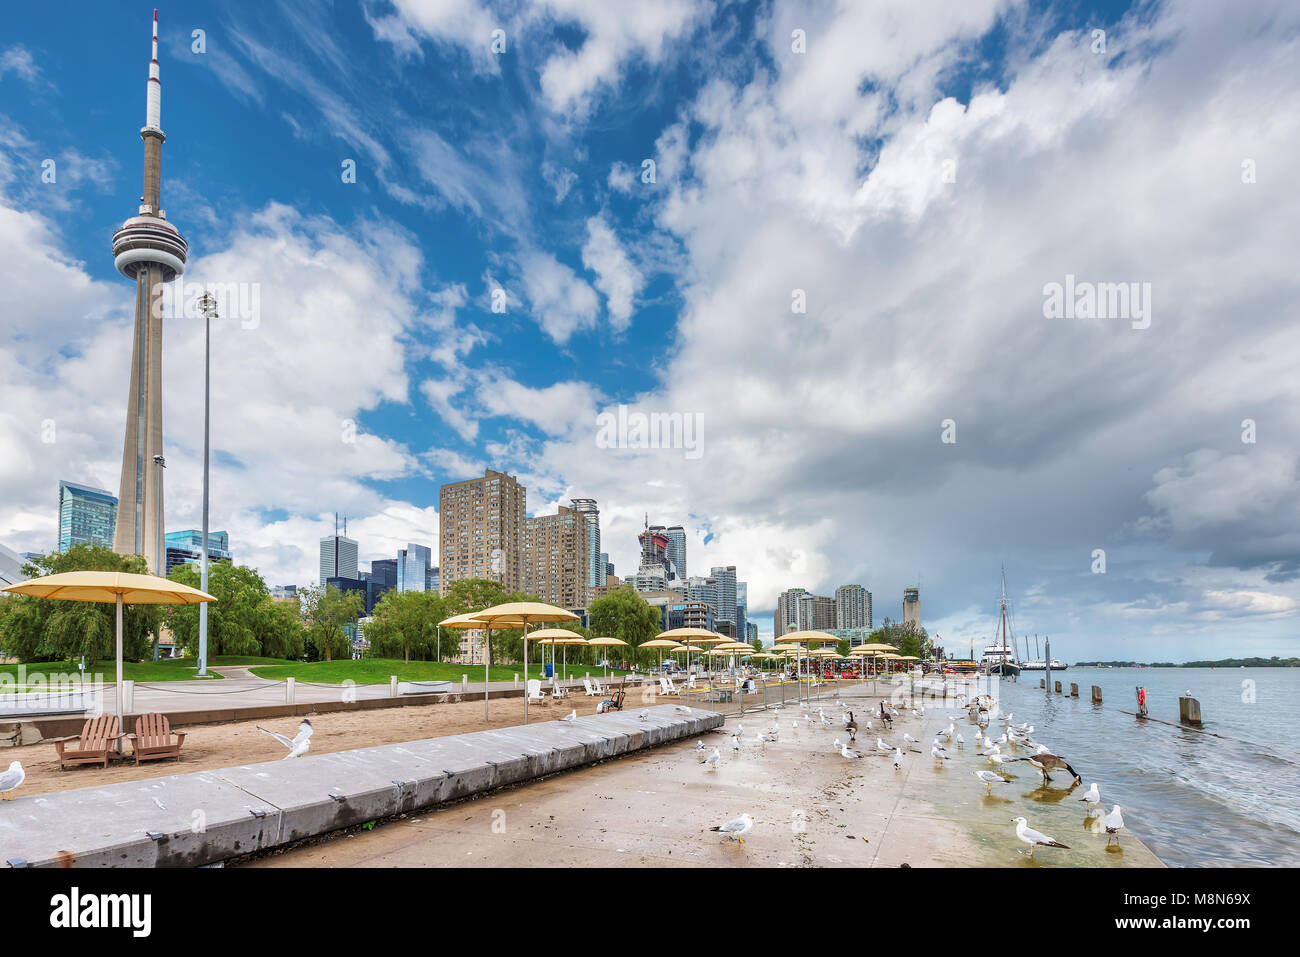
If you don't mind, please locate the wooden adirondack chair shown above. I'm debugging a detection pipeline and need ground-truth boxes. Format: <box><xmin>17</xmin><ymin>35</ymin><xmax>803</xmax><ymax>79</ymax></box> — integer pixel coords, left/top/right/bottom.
<box><xmin>52</xmin><ymin>714</ymin><xmax>123</xmax><ymax>770</ymax></box>
<box><xmin>127</xmin><ymin>713</ymin><xmax>186</xmax><ymax>765</ymax></box>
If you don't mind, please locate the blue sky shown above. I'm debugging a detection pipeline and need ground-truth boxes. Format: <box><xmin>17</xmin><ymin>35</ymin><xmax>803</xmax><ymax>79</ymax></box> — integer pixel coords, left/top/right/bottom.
<box><xmin>2</xmin><ymin>0</ymin><xmax>1298</xmax><ymax>661</ymax></box>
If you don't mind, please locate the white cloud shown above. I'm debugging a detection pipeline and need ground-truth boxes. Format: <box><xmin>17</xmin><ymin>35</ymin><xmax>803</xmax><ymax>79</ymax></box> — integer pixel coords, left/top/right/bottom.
<box><xmin>515</xmin><ymin>249</ymin><xmax>600</xmax><ymax>343</ymax></box>
<box><xmin>581</xmin><ymin>214</ymin><xmax>643</xmax><ymax>331</ymax></box>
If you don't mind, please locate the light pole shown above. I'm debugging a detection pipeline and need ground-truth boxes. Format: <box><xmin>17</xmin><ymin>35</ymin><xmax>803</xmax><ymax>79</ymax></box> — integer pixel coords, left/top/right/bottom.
<box><xmin>152</xmin><ymin>453</ymin><xmax>166</xmax><ymax>661</ymax></box>
<box><xmin>197</xmin><ymin>291</ymin><xmax>217</xmax><ymax>677</ymax></box>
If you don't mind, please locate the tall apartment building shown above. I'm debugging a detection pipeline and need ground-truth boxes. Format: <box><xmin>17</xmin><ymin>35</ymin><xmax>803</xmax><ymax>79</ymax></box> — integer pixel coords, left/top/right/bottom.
<box><xmin>524</xmin><ymin>505</ymin><xmax>591</xmax><ymax>609</ymax></box>
<box><xmin>397</xmin><ymin>543</ymin><xmax>432</xmax><ymax>592</ymax></box>
<box><xmin>835</xmin><ymin>583</ymin><xmax>873</xmax><ymax>630</ymax></box>
<box><xmin>664</xmin><ymin>525</ymin><xmax>686</xmax><ymax>580</ymax></box>
<box><xmin>320</xmin><ymin>530</ymin><xmax>359</xmax><ymax>583</ymax></box>
<box><xmin>569</xmin><ymin>498</ymin><xmax>601</xmax><ymax>588</ymax></box>
<box><xmin>903</xmin><ymin>586</ymin><xmax>921</xmax><ymax>628</ymax></box>
<box><xmin>774</xmin><ymin>587</ymin><xmax>835</xmax><ymax>637</ymax></box>
<box><xmin>711</xmin><ymin>565</ymin><xmax>738</xmax><ymax>634</ymax></box>
<box><xmin>438</xmin><ymin>469</ymin><xmax>526</xmax><ymax>594</ymax></box>
<box><xmin>58</xmin><ymin>480</ymin><xmax>118</xmax><ymax>551</ymax></box>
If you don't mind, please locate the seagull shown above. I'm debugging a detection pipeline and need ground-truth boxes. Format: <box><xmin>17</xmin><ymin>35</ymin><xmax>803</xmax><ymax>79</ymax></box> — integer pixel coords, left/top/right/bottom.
<box><xmin>759</xmin><ymin>730</ymin><xmax>778</xmax><ymax>747</ymax></box>
<box><xmin>0</xmin><ymin>761</ymin><xmax>24</xmax><ymax>800</ymax></box>
<box><xmin>561</xmin><ymin>709</ymin><xmax>578</xmax><ymax>722</ymax></box>
<box><xmin>1079</xmin><ymin>782</ymin><xmax>1101</xmax><ymax>814</ymax></box>
<box><xmin>973</xmin><ymin>769</ymin><xmax>1009</xmax><ymax>795</ymax></box>
<box><xmin>893</xmin><ymin>748</ymin><xmax>904</xmax><ymax>771</ymax></box>
<box><xmin>731</xmin><ymin>734</ymin><xmax>741</xmax><ymax>752</ymax></box>
<box><xmin>695</xmin><ymin>740</ymin><xmax>705</xmax><ymax>752</ymax></box>
<box><xmin>1104</xmin><ymin>805</ymin><xmax>1126</xmax><ymax>846</ymax></box>
<box><xmin>835</xmin><ymin>738</ymin><xmax>863</xmax><ymax>760</ymax></box>
<box><xmin>705</xmin><ymin>748</ymin><xmax>720</xmax><ymax>771</ymax></box>
<box><xmin>931</xmin><ymin>745</ymin><xmax>949</xmax><ymax>763</ymax></box>
<box><xmin>955</xmin><ymin>733</ymin><xmax>965</xmax><ymax>749</ymax></box>
<box><xmin>903</xmin><ymin>732</ymin><xmax>917</xmax><ymax>745</ymax></box>
<box><xmin>258</xmin><ymin>719</ymin><xmax>312</xmax><ymax>759</ymax></box>
<box><xmin>936</xmin><ymin>722</ymin><xmax>954</xmax><ymax>741</ymax></box>
<box><xmin>638</xmin><ymin>710</ymin><xmax>649</xmax><ymax>721</ymax></box>
<box><xmin>875</xmin><ymin>737</ymin><xmax>893</xmax><ymax>755</ymax></box>
<box><xmin>710</xmin><ymin>813</ymin><xmax>754</xmax><ymax>843</ymax></box>
<box><xmin>1012</xmin><ymin>817</ymin><xmax>1070</xmax><ymax>857</ymax></box>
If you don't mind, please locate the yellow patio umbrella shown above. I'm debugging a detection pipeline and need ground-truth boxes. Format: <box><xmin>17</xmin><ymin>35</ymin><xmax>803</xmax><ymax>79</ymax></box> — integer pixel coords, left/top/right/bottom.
<box><xmin>2</xmin><ymin>571</ymin><xmax>215</xmax><ymax>738</ymax></box>
<box><xmin>849</xmin><ymin>642</ymin><xmax>898</xmax><ymax>677</ymax></box>
<box><xmin>587</xmin><ymin>635</ymin><xmax>628</xmax><ymax>678</ymax></box>
<box><xmin>439</xmin><ymin>601</ymin><xmax>578</xmax><ymax>724</ymax></box>
<box><xmin>531</xmin><ymin>629</ymin><xmax>588</xmax><ymax>684</ymax></box>
<box><xmin>774</xmin><ymin>630</ymin><xmax>837</xmax><ymax>700</ymax></box>
<box><xmin>638</xmin><ymin>637</ymin><xmax>684</xmax><ymax>672</ymax></box>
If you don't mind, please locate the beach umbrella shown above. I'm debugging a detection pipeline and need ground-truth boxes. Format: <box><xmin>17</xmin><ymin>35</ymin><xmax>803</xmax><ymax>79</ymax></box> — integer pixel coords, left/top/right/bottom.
<box><xmin>532</xmin><ymin>629</ymin><xmax>588</xmax><ymax>684</ymax></box>
<box><xmin>774</xmin><ymin>630</ymin><xmax>837</xmax><ymax>700</ymax></box>
<box><xmin>849</xmin><ymin>642</ymin><xmax>898</xmax><ymax>678</ymax></box>
<box><xmin>640</xmin><ymin>638</ymin><xmax>685</xmax><ymax>672</ymax></box>
<box><xmin>587</xmin><ymin>635</ymin><xmax>628</xmax><ymax>678</ymax></box>
<box><xmin>2</xmin><ymin>571</ymin><xmax>215</xmax><ymax>743</ymax></box>
<box><xmin>439</xmin><ymin>602</ymin><xmax>577</xmax><ymax>724</ymax></box>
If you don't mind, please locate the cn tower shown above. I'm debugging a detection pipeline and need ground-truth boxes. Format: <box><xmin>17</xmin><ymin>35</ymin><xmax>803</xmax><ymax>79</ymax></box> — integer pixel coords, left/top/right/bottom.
<box><xmin>110</xmin><ymin>10</ymin><xmax>188</xmax><ymax>571</ymax></box>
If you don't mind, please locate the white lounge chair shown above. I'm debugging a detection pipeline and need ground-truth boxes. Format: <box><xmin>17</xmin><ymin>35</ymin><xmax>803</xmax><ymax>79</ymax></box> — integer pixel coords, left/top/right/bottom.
<box><xmin>526</xmin><ymin>679</ymin><xmax>547</xmax><ymax>704</ymax></box>
<box><xmin>591</xmin><ymin>677</ymin><xmax>607</xmax><ymax>695</ymax></box>
<box><xmin>550</xmin><ymin>677</ymin><xmax>570</xmax><ymax>699</ymax></box>
<box><xmin>583</xmin><ymin>678</ymin><xmax>597</xmax><ymax>696</ymax></box>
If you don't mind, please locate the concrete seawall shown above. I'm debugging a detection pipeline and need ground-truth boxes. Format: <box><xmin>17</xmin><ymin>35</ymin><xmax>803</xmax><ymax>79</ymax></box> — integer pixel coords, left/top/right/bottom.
<box><xmin>0</xmin><ymin>705</ymin><xmax>722</xmax><ymax>868</ymax></box>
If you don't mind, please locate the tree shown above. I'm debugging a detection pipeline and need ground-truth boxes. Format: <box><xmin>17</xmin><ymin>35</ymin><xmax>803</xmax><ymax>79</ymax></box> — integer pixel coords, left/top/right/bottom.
<box><xmin>588</xmin><ymin>586</ymin><xmax>662</xmax><ymax>668</ymax></box>
<box><xmin>167</xmin><ymin>562</ymin><xmax>269</xmax><ymax>657</ymax></box>
<box><xmin>300</xmin><ymin>584</ymin><xmax>363</xmax><ymax>661</ymax></box>
<box><xmin>0</xmin><ymin>546</ymin><xmax>158</xmax><ymax>664</ymax></box>
<box><xmin>836</xmin><ymin>638</ymin><xmax>851</xmax><ymax>658</ymax></box>
<box><xmin>365</xmin><ymin>589</ymin><xmax>445</xmax><ymax>663</ymax></box>
<box><xmin>752</xmin><ymin>637</ymin><xmax>763</xmax><ymax>654</ymax></box>
<box><xmin>258</xmin><ymin>597</ymin><xmax>306</xmax><ymax>660</ymax></box>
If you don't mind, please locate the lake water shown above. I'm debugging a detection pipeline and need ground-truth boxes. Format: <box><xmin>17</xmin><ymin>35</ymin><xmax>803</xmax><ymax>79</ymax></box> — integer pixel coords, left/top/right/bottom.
<box><xmin>993</xmin><ymin>667</ymin><xmax>1300</xmax><ymax>866</ymax></box>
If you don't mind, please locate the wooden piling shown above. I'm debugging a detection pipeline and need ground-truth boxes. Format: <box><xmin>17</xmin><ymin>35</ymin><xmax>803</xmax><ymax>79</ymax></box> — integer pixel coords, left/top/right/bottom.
<box><xmin>1039</xmin><ymin>679</ymin><xmax>1045</xmax><ymax>688</ymax></box>
<box><xmin>1070</xmin><ymin>682</ymin><xmax>1078</xmax><ymax>697</ymax></box>
<box><xmin>1091</xmin><ymin>685</ymin><xmax>1102</xmax><ymax>703</ymax></box>
<box><xmin>1054</xmin><ymin>680</ymin><xmax>1062</xmax><ymax>693</ymax></box>
<box><xmin>1179</xmin><ymin>696</ymin><xmax>1202</xmax><ymax>726</ymax></box>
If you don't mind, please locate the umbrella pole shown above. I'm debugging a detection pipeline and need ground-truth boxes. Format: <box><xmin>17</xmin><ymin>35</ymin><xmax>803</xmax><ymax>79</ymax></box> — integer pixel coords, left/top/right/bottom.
<box><xmin>116</xmin><ymin>593</ymin><xmax>124</xmax><ymax>752</ymax></box>
<box><xmin>484</xmin><ymin>627</ymin><xmax>491</xmax><ymax>721</ymax></box>
<box><xmin>523</xmin><ymin>625</ymin><xmax>529</xmax><ymax>726</ymax></box>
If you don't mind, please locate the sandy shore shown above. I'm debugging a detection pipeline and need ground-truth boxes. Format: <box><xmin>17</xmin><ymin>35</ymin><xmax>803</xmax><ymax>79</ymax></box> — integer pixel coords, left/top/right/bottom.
<box><xmin>7</xmin><ymin>692</ymin><xmax>608</xmax><ymax>797</ymax></box>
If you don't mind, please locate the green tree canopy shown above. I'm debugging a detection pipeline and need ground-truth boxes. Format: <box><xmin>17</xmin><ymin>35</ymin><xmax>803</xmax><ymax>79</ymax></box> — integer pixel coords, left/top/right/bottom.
<box><xmin>588</xmin><ymin>586</ymin><xmax>663</xmax><ymax>668</ymax></box>
<box><xmin>364</xmin><ymin>589</ymin><xmax>446</xmax><ymax>663</ymax></box>
<box><xmin>300</xmin><ymin>583</ymin><xmax>363</xmax><ymax>661</ymax></box>
<box><xmin>0</xmin><ymin>545</ymin><xmax>159</xmax><ymax>664</ymax></box>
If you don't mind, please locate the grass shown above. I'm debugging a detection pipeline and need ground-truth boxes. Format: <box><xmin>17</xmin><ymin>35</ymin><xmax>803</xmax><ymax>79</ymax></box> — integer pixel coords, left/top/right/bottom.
<box><xmin>248</xmin><ymin>659</ymin><xmax>632</xmax><ymax>685</ymax></box>
<box><xmin>0</xmin><ymin>655</ymin><xmax>292</xmax><ymax>683</ymax></box>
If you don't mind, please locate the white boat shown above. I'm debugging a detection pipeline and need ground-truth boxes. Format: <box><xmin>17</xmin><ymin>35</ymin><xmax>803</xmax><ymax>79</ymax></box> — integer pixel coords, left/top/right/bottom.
<box><xmin>1018</xmin><ymin>658</ymin><xmax>1066</xmax><ymax>671</ymax></box>
<box><xmin>983</xmin><ymin>568</ymin><xmax>1021</xmax><ymax>678</ymax></box>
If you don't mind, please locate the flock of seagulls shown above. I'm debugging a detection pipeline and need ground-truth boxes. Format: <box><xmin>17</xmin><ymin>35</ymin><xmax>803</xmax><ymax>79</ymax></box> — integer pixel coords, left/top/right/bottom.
<box><xmin>699</xmin><ymin>689</ymin><xmax>1131</xmax><ymax>860</ymax></box>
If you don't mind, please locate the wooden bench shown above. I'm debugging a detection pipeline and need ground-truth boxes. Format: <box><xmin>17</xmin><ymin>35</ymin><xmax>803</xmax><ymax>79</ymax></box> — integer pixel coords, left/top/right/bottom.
<box><xmin>127</xmin><ymin>713</ymin><xmax>186</xmax><ymax>764</ymax></box>
<box><xmin>52</xmin><ymin>714</ymin><xmax>123</xmax><ymax>770</ymax></box>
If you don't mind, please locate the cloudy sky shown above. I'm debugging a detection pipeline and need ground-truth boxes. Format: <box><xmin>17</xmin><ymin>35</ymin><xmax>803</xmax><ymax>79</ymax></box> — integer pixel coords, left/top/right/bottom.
<box><xmin>1</xmin><ymin>0</ymin><xmax>1297</xmax><ymax>661</ymax></box>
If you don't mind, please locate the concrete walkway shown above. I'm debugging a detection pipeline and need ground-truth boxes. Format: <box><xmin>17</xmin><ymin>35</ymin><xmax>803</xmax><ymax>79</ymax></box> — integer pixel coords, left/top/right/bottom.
<box><xmin>0</xmin><ymin>705</ymin><xmax>720</xmax><ymax>867</ymax></box>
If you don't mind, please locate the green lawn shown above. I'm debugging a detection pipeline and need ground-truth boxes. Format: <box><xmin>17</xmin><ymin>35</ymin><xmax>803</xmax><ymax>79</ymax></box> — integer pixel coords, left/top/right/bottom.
<box><xmin>248</xmin><ymin>659</ymin><xmax>631</xmax><ymax>685</ymax></box>
<box><xmin>0</xmin><ymin>655</ymin><xmax>292</xmax><ymax>683</ymax></box>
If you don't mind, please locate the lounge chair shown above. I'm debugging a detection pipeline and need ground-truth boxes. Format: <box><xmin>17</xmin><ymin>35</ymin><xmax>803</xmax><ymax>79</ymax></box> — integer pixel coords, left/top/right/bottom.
<box><xmin>526</xmin><ymin>679</ymin><xmax>548</xmax><ymax>705</ymax></box>
<box><xmin>550</xmin><ymin>678</ymin><xmax>570</xmax><ymax>699</ymax></box>
<box><xmin>127</xmin><ymin>712</ymin><xmax>186</xmax><ymax>765</ymax></box>
<box><xmin>591</xmin><ymin>677</ymin><xmax>607</xmax><ymax>695</ymax></box>
<box><xmin>52</xmin><ymin>714</ymin><xmax>123</xmax><ymax>770</ymax></box>
<box><xmin>583</xmin><ymin>678</ymin><xmax>597</xmax><ymax>696</ymax></box>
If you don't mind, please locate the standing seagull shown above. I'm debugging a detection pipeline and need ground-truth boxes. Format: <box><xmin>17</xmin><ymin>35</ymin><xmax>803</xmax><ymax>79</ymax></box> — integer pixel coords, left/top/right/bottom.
<box><xmin>1104</xmin><ymin>805</ymin><xmax>1126</xmax><ymax>846</ymax></box>
<box><xmin>561</xmin><ymin>709</ymin><xmax>578</xmax><ymax>723</ymax></box>
<box><xmin>1079</xmin><ymin>782</ymin><xmax>1101</xmax><ymax>815</ymax></box>
<box><xmin>893</xmin><ymin>748</ymin><xmax>904</xmax><ymax>772</ymax></box>
<box><xmin>973</xmin><ymin>769</ymin><xmax>1009</xmax><ymax>795</ymax></box>
<box><xmin>258</xmin><ymin>719</ymin><xmax>313</xmax><ymax>759</ymax></box>
<box><xmin>710</xmin><ymin>813</ymin><xmax>754</xmax><ymax>844</ymax></box>
<box><xmin>705</xmin><ymin>748</ymin><xmax>721</xmax><ymax>771</ymax></box>
<box><xmin>1012</xmin><ymin>817</ymin><xmax>1070</xmax><ymax>857</ymax></box>
<box><xmin>0</xmin><ymin>761</ymin><xmax>24</xmax><ymax>800</ymax></box>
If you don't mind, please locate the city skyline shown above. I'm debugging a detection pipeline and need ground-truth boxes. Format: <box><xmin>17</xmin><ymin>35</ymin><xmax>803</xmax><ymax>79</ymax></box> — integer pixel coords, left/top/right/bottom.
<box><xmin>1</xmin><ymin>2</ymin><xmax>1297</xmax><ymax>659</ymax></box>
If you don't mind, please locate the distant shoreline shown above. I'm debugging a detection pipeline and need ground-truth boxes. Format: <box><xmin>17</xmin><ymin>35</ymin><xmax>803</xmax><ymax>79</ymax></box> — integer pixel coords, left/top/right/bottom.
<box><xmin>1071</xmin><ymin>659</ymin><xmax>1299</xmax><ymax>669</ymax></box>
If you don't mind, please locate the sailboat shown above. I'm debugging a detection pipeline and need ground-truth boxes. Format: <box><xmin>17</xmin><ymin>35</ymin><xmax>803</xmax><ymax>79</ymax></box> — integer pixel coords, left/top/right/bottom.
<box><xmin>982</xmin><ymin>568</ymin><xmax>1021</xmax><ymax>678</ymax></box>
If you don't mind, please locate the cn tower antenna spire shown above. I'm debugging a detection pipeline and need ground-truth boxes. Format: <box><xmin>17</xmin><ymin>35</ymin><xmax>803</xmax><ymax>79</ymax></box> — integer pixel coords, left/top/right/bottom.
<box><xmin>146</xmin><ymin>8</ymin><xmax>162</xmax><ymax>132</ymax></box>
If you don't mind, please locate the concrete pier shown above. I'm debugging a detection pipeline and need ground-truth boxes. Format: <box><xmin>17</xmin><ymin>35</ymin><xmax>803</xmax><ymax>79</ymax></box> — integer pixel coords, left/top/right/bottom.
<box><xmin>0</xmin><ymin>704</ymin><xmax>720</xmax><ymax>868</ymax></box>
<box><xmin>1179</xmin><ymin>696</ymin><xmax>1202</xmax><ymax>726</ymax></box>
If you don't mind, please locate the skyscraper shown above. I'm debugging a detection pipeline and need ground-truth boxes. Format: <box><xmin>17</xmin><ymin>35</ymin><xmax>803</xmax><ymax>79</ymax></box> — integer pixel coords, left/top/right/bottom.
<box><xmin>524</xmin><ymin>505</ymin><xmax>591</xmax><ymax>609</ymax></box>
<box><xmin>320</xmin><ymin>524</ymin><xmax>359</xmax><ymax>584</ymax></box>
<box><xmin>164</xmin><ymin>529</ymin><xmax>230</xmax><ymax>574</ymax></box>
<box><xmin>835</xmin><ymin>584</ymin><xmax>873</xmax><ymax>630</ymax></box>
<box><xmin>569</xmin><ymin>498</ymin><xmax>601</xmax><ymax>588</ymax></box>
<box><xmin>711</xmin><ymin>565</ymin><xmax>738</xmax><ymax>634</ymax></box>
<box><xmin>774</xmin><ymin>587</ymin><xmax>835</xmax><ymax>637</ymax></box>
<box><xmin>439</xmin><ymin>469</ymin><xmax>526</xmax><ymax>593</ymax></box>
<box><xmin>111</xmin><ymin>12</ymin><xmax>188</xmax><ymax>571</ymax></box>
<box><xmin>736</xmin><ymin>580</ymin><xmax>748</xmax><ymax>642</ymax></box>
<box><xmin>368</xmin><ymin>559</ymin><xmax>398</xmax><ymax>590</ymax></box>
<box><xmin>664</xmin><ymin>525</ymin><xmax>686</xmax><ymax>580</ymax></box>
<box><xmin>903</xmin><ymin>586</ymin><xmax>921</xmax><ymax>628</ymax></box>
<box><xmin>397</xmin><ymin>543</ymin><xmax>432</xmax><ymax>592</ymax></box>
<box><xmin>58</xmin><ymin>481</ymin><xmax>118</xmax><ymax>551</ymax></box>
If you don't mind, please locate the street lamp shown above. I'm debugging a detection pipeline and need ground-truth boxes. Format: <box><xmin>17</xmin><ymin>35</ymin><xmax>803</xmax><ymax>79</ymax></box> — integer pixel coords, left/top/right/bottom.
<box><xmin>152</xmin><ymin>453</ymin><xmax>166</xmax><ymax>661</ymax></box>
<box><xmin>196</xmin><ymin>291</ymin><xmax>218</xmax><ymax>677</ymax></box>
